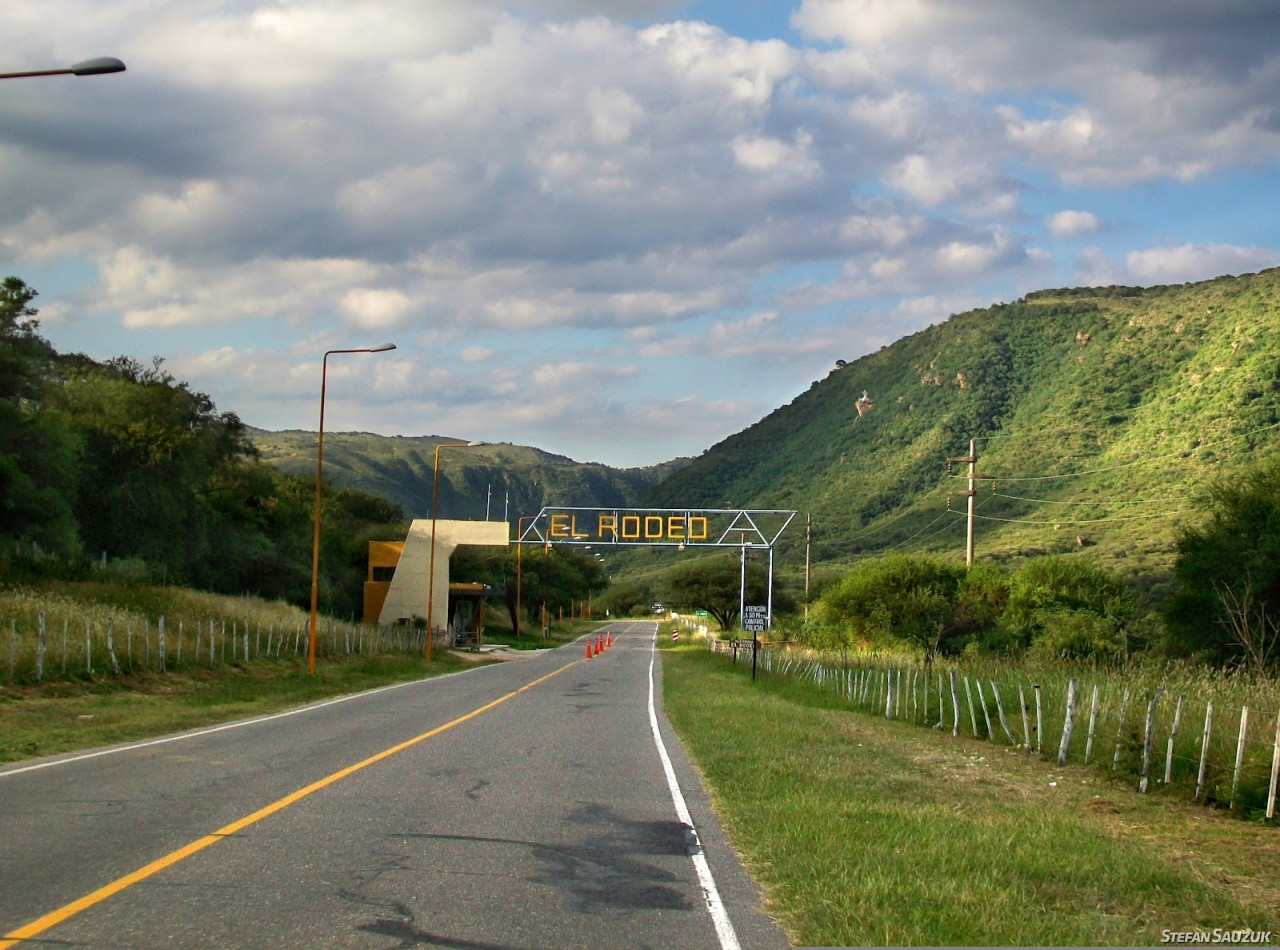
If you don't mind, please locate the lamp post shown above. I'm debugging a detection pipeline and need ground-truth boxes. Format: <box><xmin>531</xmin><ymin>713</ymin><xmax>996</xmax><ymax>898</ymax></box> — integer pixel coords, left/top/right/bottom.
<box><xmin>308</xmin><ymin>343</ymin><xmax>396</xmax><ymax>674</ymax></box>
<box><xmin>514</xmin><ymin>515</ymin><xmax>538</xmax><ymax>640</ymax></box>
<box><xmin>425</xmin><ymin>440</ymin><xmax>485</xmax><ymax>660</ymax></box>
<box><xmin>0</xmin><ymin>57</ymin><xmax>126</xmax><ymax>80</ymax></box>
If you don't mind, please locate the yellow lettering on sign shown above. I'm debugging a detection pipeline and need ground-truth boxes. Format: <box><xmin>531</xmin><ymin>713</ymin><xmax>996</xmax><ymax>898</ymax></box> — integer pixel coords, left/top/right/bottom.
<box><xmin>549</xmin><ymin>514</ymin><xmax>570</xmax><ymax>538</ymax></box>
<box><xmin>689</xmin><ymin>517</ymin><xmax>708</xmax><ymax>540</ymax></box>
<box><xmin>668</xmin><ymin>516</ymin><xmax>685</xmax><ymax>540</ymax></box>
<box><xmin>598</xmin><ymin>515</ymin><xmax>617</xmax><ymax>538</ymax></box>
<box><xmin>569</xmin><ymin>516</ymin><xmax>590</xmax><ymax>539</ymax></box>
<box><xmin>621</xmin><ymin>516</ymin><xmax>641</xmax><ymax>539</ymax></box>
<box><xmin>645</xmin><ymin>516</ymin><xmax>663</xmax><ymax>539</ymax></box>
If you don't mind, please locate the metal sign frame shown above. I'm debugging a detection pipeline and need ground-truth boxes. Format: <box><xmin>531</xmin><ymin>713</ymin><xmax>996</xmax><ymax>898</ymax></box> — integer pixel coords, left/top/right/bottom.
<box><xmin>514</xmin><ymin>507</ymin><xmax>797</xmax><ymax>638</ymax></box>
<box><xmin>513</xmin><ymin>507</ymin><xmax>796</xmax><ymax>549</ymax></box>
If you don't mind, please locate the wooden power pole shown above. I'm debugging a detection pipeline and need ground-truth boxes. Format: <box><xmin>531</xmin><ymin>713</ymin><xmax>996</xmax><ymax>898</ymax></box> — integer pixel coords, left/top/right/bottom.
<box><xmin>947</xmin><ymin>438</ymin><xmax>992</xmax><ymax>568</ymax></box>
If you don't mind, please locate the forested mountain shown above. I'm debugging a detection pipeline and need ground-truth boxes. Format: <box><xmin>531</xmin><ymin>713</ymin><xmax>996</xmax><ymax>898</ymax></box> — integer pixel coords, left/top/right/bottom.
<box><xmin>643</xmin><ymin>269</ymin><xmax>1280</xmax><ymax>597</ymax></box>
<box><xmin>0</xmin><ymin>277</ymin><xmax>402</xmax><ymax>619</ymax></box>
<box><xmin>250</xmin><ymin>430</ymin><xmax>688</xmax><ymax>521</ymax></box>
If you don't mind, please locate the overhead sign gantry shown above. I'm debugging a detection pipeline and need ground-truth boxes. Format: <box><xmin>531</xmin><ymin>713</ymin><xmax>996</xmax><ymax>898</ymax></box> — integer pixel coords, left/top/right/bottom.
<box><xmin>514</xmin><ymin>507</ymin><xmax>796</xmax><ymax>549</ymax></box>
<box><xmin>515</xmin><ymin>507</ymin><xmax>797</xmax><ymax>633</ymax></box>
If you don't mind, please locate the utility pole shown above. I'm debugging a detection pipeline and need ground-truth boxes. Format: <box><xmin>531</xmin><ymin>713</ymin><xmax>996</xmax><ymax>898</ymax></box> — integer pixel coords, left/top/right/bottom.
<box><xmin>804</xmin><ymin>514</ymin><xmax>812</xmax><ymax>623</ymax></box>
<box><xmin>947</xmin><ymin>438</ymin><xmax>993</xmax><ymax>568</ymax></box>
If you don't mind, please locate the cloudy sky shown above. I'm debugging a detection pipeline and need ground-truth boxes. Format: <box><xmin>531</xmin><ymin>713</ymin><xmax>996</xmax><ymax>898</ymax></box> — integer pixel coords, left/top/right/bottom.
<box><xmin>2</xmin><ymin>1</ymin><xmax>1278</xmax><ymax>467</ymax></box>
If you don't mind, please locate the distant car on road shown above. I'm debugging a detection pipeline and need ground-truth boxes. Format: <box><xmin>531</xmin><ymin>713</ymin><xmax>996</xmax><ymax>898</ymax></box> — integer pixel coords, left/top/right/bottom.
<box><xmin>651</xmin><ymin>603</ymin><xmax>664</xmax><ymax>614</ymax></box>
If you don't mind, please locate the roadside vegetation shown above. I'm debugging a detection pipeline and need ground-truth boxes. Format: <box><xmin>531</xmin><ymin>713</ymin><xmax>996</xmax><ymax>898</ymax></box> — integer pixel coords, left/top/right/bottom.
<box><xmin>660</xmin><ymin>640</ymin><xmax>1280</xmax><ymax>947</ymax></box>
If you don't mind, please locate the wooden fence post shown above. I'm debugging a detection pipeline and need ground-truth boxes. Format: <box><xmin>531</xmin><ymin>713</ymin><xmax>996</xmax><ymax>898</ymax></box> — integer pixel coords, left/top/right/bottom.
<box><xmin>963</xmin><ymin>676</ymin><xmax>979</xmax><ymax>737</ymax></box>
<box><xmin>1266</xmin><ymin>711</ymin><xmax>1279</xmax><ymax>820</ymax></box>
<box><xmin>989</xmin><ymin>681</ymin><xmax>1016</xmax><ymax>745</ymax></box>
<box><xmin>158</xmin><ymin>616</ymin><xmax>166</xmax><ymax>673</ymax></box>
<box><xmin>949</xmin><ymin>670</ymin><xmax>960</xmax><ymax>737</ymax></box>
<box><xmin>1140</xmin><ymin>689</ymin><xmax>1163</xmax><ymax>793</ymax></box>
<box><xmin>1057</xmin><ymin>677</ymin><xmax>1078</xmax><ymax>766</ymax></box>
<box><xmin>1164</xmin><ymin>695</ymin><xmax>1183</xmax><ymax>785</ymax></box>
<box><xmin>1018</xmin><ymin>682</ymin><xmax>1030</xmax><ymax>750</ymax></box>
<box><xmin>1230</xmin><ymin>706</ymin><xmax>1249</xmax><ymax>810</ymax></box>
<box><xmin>106</xmin><ymin>618</ymin><xmax>120</xmax><ymax>675</ymax></box>
<box><xmin>1034</xmin><ymin>684</ymin><xmax>1043</xmax><ymax>755</ymax></box>
<box><xmin>1196</xmin><ymin>701</ymin><xmax>1213</xmax><ymax>801</ymax></box>
<box><xmin>1112</xmin><ymin>688</ymin><xmax>1131</xmax><ymax>771</ymax></box>
<box><xmin>35</xmin><ymin>614</ymin><xmax>46</xmax><ymax>684</ymax></box>
<box><xmin>975</xmin><ymin>680</ymin><xmax>995</xmax><ymax>741</ymax></box>
<box><xmin>1084</xmin><ymin>684</ymin><xmax>1100</xmax><ymax>765</ymax></box>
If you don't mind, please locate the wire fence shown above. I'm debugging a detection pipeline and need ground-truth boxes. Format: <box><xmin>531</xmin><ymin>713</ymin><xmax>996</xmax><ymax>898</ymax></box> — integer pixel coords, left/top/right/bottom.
<box><xmin>3</xmin><ymin>612</ymin><xmax>434</xmax><ymax>683</ymax></box>
<box><xmin>707</xmin><ymin>637</ymin><xmax>1280</xmax><ymax>820</ymax></box>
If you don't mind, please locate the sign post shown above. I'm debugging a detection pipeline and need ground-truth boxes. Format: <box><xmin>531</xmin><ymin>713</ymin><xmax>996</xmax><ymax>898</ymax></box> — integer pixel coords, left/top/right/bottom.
<box><xmin>743</xmin><ymin>605</ymin><xmax>768</xmax><ymax>681</ymax></box>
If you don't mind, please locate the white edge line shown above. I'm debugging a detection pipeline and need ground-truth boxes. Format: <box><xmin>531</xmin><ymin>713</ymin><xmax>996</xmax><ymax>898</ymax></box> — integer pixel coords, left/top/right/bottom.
<box><xmin>648</xmin><ymin>625</ymin><xmax>743</xmax><ymax>950</ymax></box>
<box><xmin>0</xmin><ymin>665</ymin><xmax>480</xmax><ymax>780</ymax></box>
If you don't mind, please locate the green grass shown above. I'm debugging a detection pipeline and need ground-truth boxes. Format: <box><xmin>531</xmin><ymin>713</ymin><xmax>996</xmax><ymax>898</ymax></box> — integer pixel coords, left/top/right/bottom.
<box><xmin>0</xmin><ymin>652</ymin><xmax>476</xmax><ymax>764</ymax></box>
<box><xmin>660</xmin><ymin>641</ymin><xmax>1280</xmax><ymax>947</ymax></box>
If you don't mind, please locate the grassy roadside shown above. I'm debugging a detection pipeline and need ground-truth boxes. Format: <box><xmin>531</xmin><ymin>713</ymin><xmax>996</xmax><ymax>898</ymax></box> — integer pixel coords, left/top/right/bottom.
<box><xmin>660</xmin><ymin>642</ymin><xmax>1280</xmax><ymax>947</ymax></box>
<box><xmin>0</xmin><ymin>653</ymin><xmax>477</xmax><ymax>764</ymax></box>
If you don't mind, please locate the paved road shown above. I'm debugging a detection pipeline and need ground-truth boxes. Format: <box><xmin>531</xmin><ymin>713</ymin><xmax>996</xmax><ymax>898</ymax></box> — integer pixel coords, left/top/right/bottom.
<box><xmin>0</xmin><ymin>621</ymin><xmax>790</xmax><ymax>949</ymax></box>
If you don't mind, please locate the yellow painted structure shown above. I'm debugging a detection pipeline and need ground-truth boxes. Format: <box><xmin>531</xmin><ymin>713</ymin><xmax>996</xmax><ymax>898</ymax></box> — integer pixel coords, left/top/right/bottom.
<box><xmin>367</xmin><ymin>519</ymin><xmax>509</xmax><ymax>628</ymax></box>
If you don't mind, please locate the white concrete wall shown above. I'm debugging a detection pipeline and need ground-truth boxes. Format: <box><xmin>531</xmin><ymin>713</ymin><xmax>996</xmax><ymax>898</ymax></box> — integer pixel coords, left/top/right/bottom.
<box><xmin>377</xmin><ymin>519</ymin><xmax>510</xmax><ymax>628</ymax></box>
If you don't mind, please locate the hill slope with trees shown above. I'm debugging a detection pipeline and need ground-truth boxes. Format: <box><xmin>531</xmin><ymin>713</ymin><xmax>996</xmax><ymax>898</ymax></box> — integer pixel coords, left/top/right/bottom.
<box><xmin>643</xmin><ymin>268</ymin><xmax>1280</xmax><ymax>600</ymax></box>
<box><xmin>250</xmin><ymin>430</ymin><xmax>688</xmax><ymax>522</ymax></box>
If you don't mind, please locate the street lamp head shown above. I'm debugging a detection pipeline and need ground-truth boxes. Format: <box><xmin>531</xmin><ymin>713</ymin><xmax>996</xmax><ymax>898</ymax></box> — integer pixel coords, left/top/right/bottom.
<box><xmin>71</xmin><ymin>57</ymin><xmax>126</xmax><ymax>76</ymax></box>
<box><xmin>366</xmin><ymin>342</ymin><xmax>396</xmax><ymax>352</ymax></box>
<box><xmin>466</xmin><ymin>440</ymin><xmax>487</xmax><ymax>447</ymax></box>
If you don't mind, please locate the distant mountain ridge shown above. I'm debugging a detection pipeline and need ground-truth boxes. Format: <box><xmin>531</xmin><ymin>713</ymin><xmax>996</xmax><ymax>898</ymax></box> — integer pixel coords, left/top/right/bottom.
<box><xmin>250</xmin><ymin>429</ymin><xmax>690</xmax><ymax>522</ymax></box>
<box><xmin>641</xmin><ymin>268</ymin><xmax>1280</xmax><ymax>595</ymax></box>
<box><xmin>253</xmin><ymin>268</ymin><xmax>1280</xmax><ymax>598</ymax></box>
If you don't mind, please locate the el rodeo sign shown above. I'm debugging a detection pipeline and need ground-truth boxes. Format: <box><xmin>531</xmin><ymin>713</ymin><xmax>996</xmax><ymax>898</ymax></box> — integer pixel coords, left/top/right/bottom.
<box><xmin>516</xmin><ymin>507</ymin><xmax>797</xmax><ymax>549</ymax></box>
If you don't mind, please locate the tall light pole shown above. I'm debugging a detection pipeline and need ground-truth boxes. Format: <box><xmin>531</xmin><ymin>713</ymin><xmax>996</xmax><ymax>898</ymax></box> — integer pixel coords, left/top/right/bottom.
<box><xmin>0</xmin><ymin>57</ymin><xmax>126</xmax><ymax>80</ymax></box>
<box><xmin>514</xmin><ymin>515</ymin><xmax>538</xmax><ymax>640</ymax></box>
<box><xmin>308</xmin><ymin>343</ymin><xmax>396</xmax><ymax>673</ymax></box>
<box><xmin>425</xmin><ymin>440</ymin><xmax>485</xmax><ymax>660</ymax></box>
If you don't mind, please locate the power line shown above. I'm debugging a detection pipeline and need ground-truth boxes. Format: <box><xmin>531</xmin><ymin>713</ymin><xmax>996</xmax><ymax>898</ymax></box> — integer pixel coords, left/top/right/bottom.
<box><xmin>960</xmin><ymin>418</ymin><xmax>1280</xmax><ymax>484</ymax></box>
<box><xmin>971</xmin><ymin>507</ymin><xmax>1196</xmax><ymax>526</ymax></box>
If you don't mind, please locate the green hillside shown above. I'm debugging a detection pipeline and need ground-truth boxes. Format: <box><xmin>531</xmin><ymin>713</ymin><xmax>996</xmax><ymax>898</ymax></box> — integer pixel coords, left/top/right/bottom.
<box><xmin>643</xmin><ymin>268</ymin><xmax>1280</xmax><ymax>599</ymax></box>
<box><xmin>250</xmin><ymin>430</ymin><xmax>688</xmax><ymax>522</ymax></box>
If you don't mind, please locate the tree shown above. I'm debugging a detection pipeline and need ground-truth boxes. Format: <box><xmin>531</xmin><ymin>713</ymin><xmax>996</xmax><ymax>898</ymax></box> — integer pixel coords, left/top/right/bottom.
<box><xmin>1165</xmin><ymin>456</ymin><xmax>1280</xmax><ymax>667</ymax></box>
<box><xmin>820</xmin><ymin>555</ymin><xmax>1002</xmax><ymax>667</ymax></box>
<box><xmin>0</xmin><ymin>278</ymin><xmax>80</xmax><ymax>556</ymax></box>
<box><xmin>1001</xmin><ymin>555</ymin><xmax>1137</xmax><ymax>660</ymax></box>
<box><xmin>659</xmin><ymin>556</ymin><xmax>767</xmax><ymax>631</ymax></box>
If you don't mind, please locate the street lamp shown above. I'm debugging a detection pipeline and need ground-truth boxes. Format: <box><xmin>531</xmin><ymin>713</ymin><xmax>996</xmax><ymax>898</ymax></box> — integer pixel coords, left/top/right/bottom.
<box><xmin>307</xmin><ymin>343</ymin><xmax>396</xmax><ymax>674</ymax></box>
<box><xmin>425</xmin><ymin>440</ymin><xmax>486</xmax><ymax>660</ymax></box>
<box><xmin>0</xmin><ymin>57</ymin><xmax>127</xmax><ymax>80</ymax></box>
<box><xmin>513</xmin><ymin>515</ymin><xmax>541</xmax><ymax>640</ymax></box>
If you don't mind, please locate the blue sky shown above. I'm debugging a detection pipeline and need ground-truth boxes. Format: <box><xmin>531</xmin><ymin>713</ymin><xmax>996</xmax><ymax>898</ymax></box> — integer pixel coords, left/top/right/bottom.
<box><xmin>2</xmin><ymin>0</ymin><xmax>1277</xmax><ymax>467</ymax></box>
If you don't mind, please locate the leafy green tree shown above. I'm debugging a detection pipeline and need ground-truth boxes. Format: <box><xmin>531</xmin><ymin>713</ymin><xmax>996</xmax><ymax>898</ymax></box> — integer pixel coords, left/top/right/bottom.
<box><xmin>45</xmin><ymin>356</ymin><xmax>255</xmax><ymax>578</ymax></box>
<box><xmin>1001</xmin><ymin>556</ymin><xmax>1137</xmax><ymax>661</ymax></box>
<box><xmin>595</xmin><ymin>579</ymin><xmax>654</xmax><ymax>618</ymax></box>
<box><xmin>820</xmin><ymin>555</ymin><xmax>1003</xmax><ymax>667</ymax></box>
<box><xmin>1165</xmin><ymin>457</ymin><xmax>1280</xmax><ymax>667</ymax></box>
<box><xmin>0</xmin><ymin>278</ymin><xmax>80</xmax><ymax>556</ymax></box>
<box><xmin>659</xmin><ymin>556</ymin><xmax>768</xmax><ymax>631</ymax></box>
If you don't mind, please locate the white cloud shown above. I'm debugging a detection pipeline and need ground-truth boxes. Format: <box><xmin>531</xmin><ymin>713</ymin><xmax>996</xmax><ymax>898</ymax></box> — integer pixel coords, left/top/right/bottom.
<box><xmin>1046</xmin><ymin>210</ymin><xmax>1102</xmax><ymax>239</ymax></box>
<box><xmin>2</xmin><ymin>0</ymin><xmax>1278</xmax><ymax>467</ymax></box>
<box><xmin>1075</xmin><ymin>243</ymin><xmax>1279</xmax><ymax>287</ymax></box>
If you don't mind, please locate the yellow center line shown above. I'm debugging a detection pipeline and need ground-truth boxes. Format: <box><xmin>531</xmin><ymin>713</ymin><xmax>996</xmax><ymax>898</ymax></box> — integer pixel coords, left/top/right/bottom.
<box><xmin>1</xmin><ymin>659</ymin><xmax>579</xmax><ymax>948</ymax></box>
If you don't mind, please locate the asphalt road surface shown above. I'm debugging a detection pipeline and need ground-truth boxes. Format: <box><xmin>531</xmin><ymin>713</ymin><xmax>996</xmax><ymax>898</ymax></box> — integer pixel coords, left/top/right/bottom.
<box><xmin>0</xmin><ymin>621</ymin><xmax>791</xmax><ymax>949</ymax></box>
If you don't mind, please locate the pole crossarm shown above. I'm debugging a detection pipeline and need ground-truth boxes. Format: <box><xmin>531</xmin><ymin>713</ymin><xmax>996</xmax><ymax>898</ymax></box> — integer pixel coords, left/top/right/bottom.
<box><xmin>514</xmin><ymin>507</ymin><xmax>797</xmax><ymax>549</ymax></box>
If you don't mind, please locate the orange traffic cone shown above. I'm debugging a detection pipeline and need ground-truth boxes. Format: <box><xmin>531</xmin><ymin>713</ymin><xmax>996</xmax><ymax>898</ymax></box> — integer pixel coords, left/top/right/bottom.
<box><xmin>585</xmin><ymin>639</ymin><xmax>593</xmax><ymax>660</ymax></box>
<box><xmin>606</xmin><ymin>631</ymin><xmax>612</xmax><ymax>649</ymax></box>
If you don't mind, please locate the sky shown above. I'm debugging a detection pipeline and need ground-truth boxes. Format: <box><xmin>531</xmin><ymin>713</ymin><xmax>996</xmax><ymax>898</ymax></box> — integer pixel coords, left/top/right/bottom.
<box><xmin>2</xmin><ymin>1</ymin><xmax>1278</xmax><ymax>469</ymax></box>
